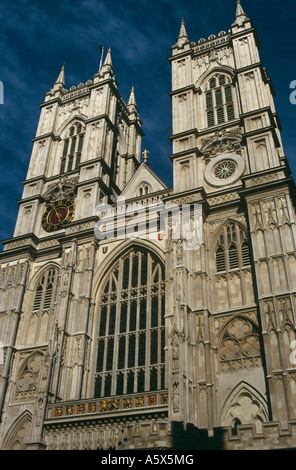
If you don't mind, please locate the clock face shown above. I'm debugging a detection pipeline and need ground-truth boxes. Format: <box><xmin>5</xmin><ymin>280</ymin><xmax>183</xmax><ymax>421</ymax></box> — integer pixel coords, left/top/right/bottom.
<box><xmin>42</xmin><ymin>199</ymin><xmax>75</xmax><ymax>232</ymax></box>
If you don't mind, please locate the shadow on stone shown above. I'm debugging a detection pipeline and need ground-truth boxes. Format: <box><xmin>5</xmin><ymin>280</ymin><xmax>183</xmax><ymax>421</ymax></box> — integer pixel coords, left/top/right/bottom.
<box><xmin>172</xmin><ymin>422</ymin><xmax>225</xmax><ymax>450</ymax></box>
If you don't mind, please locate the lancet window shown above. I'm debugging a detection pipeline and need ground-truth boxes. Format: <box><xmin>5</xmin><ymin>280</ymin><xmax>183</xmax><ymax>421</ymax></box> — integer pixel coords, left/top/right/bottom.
<box><xmin>33</xmin><ymin>268</ymin><xmax>59</xmax><ymax>313</ymax></box>
<box><xmin>216</xmin><ymin>223</ymin><xmax>251</xmax><ymax>273</ymax></box>
<box><xmin>60</xmin><ymin>122</ymin><xmax>85</xmax><ymax>174</ymax></box>
<box><xmin>205</xmin><ymin>74</ymin><xmax>235</xmax><ymax>127</ymax></box>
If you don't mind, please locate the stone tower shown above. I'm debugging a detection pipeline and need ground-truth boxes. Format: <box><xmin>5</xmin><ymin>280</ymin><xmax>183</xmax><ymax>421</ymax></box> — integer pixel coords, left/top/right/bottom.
<box><xmin>1</xmin><ymin>0</ymin><xmax>296</xmax><ymax>451</ymax></box>
<box><xmin>167</xmin><ymin>0</ymin><xmax>296</xmax><ymax>446</ymax></box>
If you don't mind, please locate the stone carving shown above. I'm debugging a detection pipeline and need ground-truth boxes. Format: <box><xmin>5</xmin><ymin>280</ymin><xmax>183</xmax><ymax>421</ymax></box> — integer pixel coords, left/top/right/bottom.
<box><xmin>201</xmin><ymin>129</ymin><xmax>242</xmax><ymax>160</ymax></box>
<box><xmin>172</xmin><ymin>381</ymin><xmax>180</xmax><ymax>412</ymax></box>
<box><xmin>176</xmin><ymin>239</ymin><xmax>183</xmax><ymax>264</ymax></box>
<box><xmin>171</xmin><ymin>332</ymin><xmax>179</xmax><ymax>367</ymax></box>
<box><xmin>219</xmin><ymin>317</ymin><xmax>261</xmax><ymax>371</ymax></box>
<box><xmin>43</xmin><ymin>175</ymin><xmax>79</xmax><ymax>204</ymax></box>
<box><xmin>15</xmin><ymin>354</ymin><xmax>42</xmax><ymax>401</ymax></box>
<box><xmin>278</xmin><ymin>196</ymin><xmax>290</xmax><ymax>224</ymax></box>
<box><xmin>208</xmin><ymin>192</ymin><xmax>239</xmax><ymax>206</ymax></box>
<box><xmin>220</xmin><ymin>383</ymin><xmax>269</xmax><ymax>433</ymax></box>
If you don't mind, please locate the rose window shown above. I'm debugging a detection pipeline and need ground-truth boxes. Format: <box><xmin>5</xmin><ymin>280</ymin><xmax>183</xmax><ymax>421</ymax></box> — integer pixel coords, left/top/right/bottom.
<box><xmin>213</xmin><ymin>160</ymin><xmax>236</xmax><ymax>179</ymax></box>
<box><xmin>204</xmin><ymin>153</ymin><xmax>245</xmax><ymax>187</ymax></box>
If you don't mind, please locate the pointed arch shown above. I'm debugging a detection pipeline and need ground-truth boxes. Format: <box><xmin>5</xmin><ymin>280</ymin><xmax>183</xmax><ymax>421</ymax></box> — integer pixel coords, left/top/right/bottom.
<box><xmin>197</xmin><ymin>67</ymin><xmax>237</xmax><ymax>129</ymax></box>
<box><xmin>220</xmin><ymin>382</ymin><xmax>269</xmax><ymax>432</ymax></box>
<box><xmin>218</xmin><ymin>315</ymin><xmax>261</xmax><ymax>372</ymax></box>
<box><xmin>92</xmin><ymin>242</ymin><xmax>166</xmax><ymax>398</ymax></box>
<box><xmin>92</xmin><ymin>239</ymin><xmax>165</xmax><ymax>303</ymax></box>
<box><xmin>1</xmin><ymin>410</ymin><xmax>33</xmax><ymax>450</ymax></box>
<box><xmin>213</xmin><ymin>220</ymin><xmax>251</xmax><ymax>273</ymax></box>
<box><xmin>23</xmin><ymin>264</ymin><xmax>59</xmax><ymax>345</ymax></box>
<box><xmin>136</xmin><ymin>181</ymin><xmax>152</xmax><ymax>197</ymax></box>
<box><xmin>210</xmin><ymin>218</ymin><xmax>248</xmax><ymax>245</ymax></box>
<box><xmin>14</xmin><ymin>351</ymin><xmax>44</xmax><ymax>402</ymax></box>
<box><xmin>56</xmin><ymin>114</ymin><xmax>87</xmax><ymax>138</ymax></box>
<box><xmin>196</xmin><ymin>66</ymin><xmax>235</xmax><ymax>90</ymax></box>
<box><xmin>28</xmin><ymin>262</ymin><xmax>60</xmax><ymax>291</ymax></box>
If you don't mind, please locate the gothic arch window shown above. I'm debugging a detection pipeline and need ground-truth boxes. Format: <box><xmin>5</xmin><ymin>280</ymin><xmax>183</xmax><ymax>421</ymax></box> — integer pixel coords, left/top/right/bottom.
<box><xmin>215</xmin><ymin>223</ymin><xmax>251</xmax><ymax>273</ymax></box>
<box><xmin>219</xmin><ymin>317</ymin><xmax>261</xmax><ymax>372</ymax></box>
<box><xmin>94</xmin><ymin>248</ymin><xmax>165</xmax><ymax>398</ymax></box>
<box><xmin>205</xmin><ymin>74</ymin><xmax>235</xmax><ymax>127</ymax></box>
<box><xmin>137</xmin><ymin>183</ymin><xmax>152</xmax><ymax>197</ymax></box>
<box><xmin>33</xmin><ymin>268</ymin><xmax>59</xmax><ymax>312</ymax></box>
<box><xmin>29</xmin><ymin>268</ymin><xmax>59</xmax><ymax>344</ymax></box>
<box><xmin>60</xmin><ymin>122</ymin><xmax>85</xmax><ymax>174</ymax></box>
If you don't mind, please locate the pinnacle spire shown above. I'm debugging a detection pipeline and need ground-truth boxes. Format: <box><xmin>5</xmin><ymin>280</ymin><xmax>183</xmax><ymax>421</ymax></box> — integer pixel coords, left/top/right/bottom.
<box><xmin>178</xmin><ymin>17</ymin><xmax>189</xmax><ymax>40</ymax></box>
<box><xmin>55</xmin><ymin>64</ymin><xmax>65</xmax><ymax>87</ymax></box>
<box><xmin>175</xmin><ymin>17</ymin><xmax>190</xmax><ymax>49</ymax></box>
<box><xmin>128</xmin><ymin>85</ymin><xmax>137</xmax><ymax>107</ymax></box>
<box><xmin>233</xmin><ymin>0</ymin><xmax>249</xmax><ymax>24</ymax></box>
<box><xmin>236</xmin><ymin>0</ymin><xmax>246</xmax><ymax>17</ymax></box>
<box><xmin>103</xmin><ymin>47</ymin><xmax>113</xmax><ymax>67</ymax></box>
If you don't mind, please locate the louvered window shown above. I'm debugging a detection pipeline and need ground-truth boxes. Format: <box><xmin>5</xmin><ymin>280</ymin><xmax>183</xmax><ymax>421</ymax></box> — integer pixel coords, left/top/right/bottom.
<box><xmin>205</xmin><ymin>74</ymin><xmax>236</xmax><ymax>127</ymax></box>
<box><xmin>216</xmin><ymin>246</ymin><xmax>226</xmax><ymax>272</ymax></box>
<box><xmin>227</xmin><ymin>105</ymin><xmax>235</xmax><ymax>121</ymax></box>
<box><xmin>242</xmin><ymin>241</ymin><xmax>251</xmax><ymax>266</ymax></box>
<box><xmin>216</xmin><ymin>89</ymin><xmax>223</xmax><ymax>106</ymax></box>
<box><xmin>229</xmin><ymin>243</ymin><xmax>239</xmax><ymax>269</ymax></box>
<box><xmin>59</xmin><ymin>122</ymin><xmax>85</xmax><ymax>174</ymax></box>
<box><xmin>216</xmin><ymin>224</ymin><xmax>251</xmax><ymax>273</ymax></box>
<box><xmin>206</xmin><ymin>92</ymin><xmax>213</xmax><ymax>109</ymax></box>
<box><xmin>207</xmin><ymin>110</ymin><xmax>215</xmax><ymax>127</ymax></box>
<box><xmin>33</xmin><ymin>285</ymin><xmax>43</xmax><ymax>311</ymax></box>
<box><xmin>217</xmin><ymin>108</ymin><xmax>225</xmax><ymax>124</ymax></box>
<box><xmin>30</xmin><ymin>269</ymin><xmax>59</xmax><ymax>344</ymax></box>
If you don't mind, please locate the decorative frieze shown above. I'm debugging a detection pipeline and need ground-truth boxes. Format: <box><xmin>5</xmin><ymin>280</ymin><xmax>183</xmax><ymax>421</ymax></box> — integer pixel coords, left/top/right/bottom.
<box><xmin>48</xmin><ymin>391</ymin><xmax>168</xmax><ymax>420</ymax></box>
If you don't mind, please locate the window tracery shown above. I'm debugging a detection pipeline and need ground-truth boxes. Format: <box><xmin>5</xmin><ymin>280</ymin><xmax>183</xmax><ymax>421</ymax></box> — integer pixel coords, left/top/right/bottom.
<box><xmin>33</xmin><ymin>268</ymin><xmax>59</xmax><ymax>312</ymax></box>
<box><xmin>205</xmin><ymin>74</ymin><xmax>235</xmax><ymax>127</ymax></box>
<box><xmin>94</xmin><ymin>249</ymin><xmax>165</xmax><ymax>398</ymax></box>
<box><xmin>60</xmin><ymin>122</ymin><xmax>85</xmax><ymax>174</ymax></box>
<box><xmin>215</xmin><ymin>223</ymin><xmax>251</xmax><ymax>273</ymax></box>
<box><xmin>219</xmin><ymin>317</ymin><xmax>261</xmax><ymax>372</ymax></box>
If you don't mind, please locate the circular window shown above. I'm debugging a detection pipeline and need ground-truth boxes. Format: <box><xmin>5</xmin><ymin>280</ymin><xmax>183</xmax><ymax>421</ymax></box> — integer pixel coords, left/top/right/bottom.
<box><xmin>213</xmin><ymin>160</ymin><xmax>236</xmax><ymax>180</ymax></box>
<box><xmin>204</xmin><ymin>153</ymin><xmax>245</xmax><ymax>187</ymax></box>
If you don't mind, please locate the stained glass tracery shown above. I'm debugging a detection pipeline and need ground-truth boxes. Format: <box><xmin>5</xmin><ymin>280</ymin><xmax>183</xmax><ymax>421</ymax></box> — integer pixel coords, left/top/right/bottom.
<box><xmin>95</xmin><ymin>249</ymin><xmax>165</xmax><ymax>398</ymax></box>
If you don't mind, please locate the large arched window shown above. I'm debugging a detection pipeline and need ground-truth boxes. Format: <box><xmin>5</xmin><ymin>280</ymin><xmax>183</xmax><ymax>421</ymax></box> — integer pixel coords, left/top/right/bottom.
<box><xmin>60</xmin><ymin>122</ymin><xmax>85</xmax><ymax>174</ymax></box>
<box><xmin>215</xmin><ymin>223</ymin><xmax>251</xmax><ymax>273</ymax></box>
<box><xmin>94</xmin><ymin>248</ymin><xmax>165</xmax><ymax>398</ymax></box>
<box><xmin>28</xmin><ymin>268</ymin><xmax>59</xmax><ymax>344</ymax></box>
<box><xmin>205</xmin><ymin>74</ymin><xmax>235</xmax><ymax>127</ymax></box>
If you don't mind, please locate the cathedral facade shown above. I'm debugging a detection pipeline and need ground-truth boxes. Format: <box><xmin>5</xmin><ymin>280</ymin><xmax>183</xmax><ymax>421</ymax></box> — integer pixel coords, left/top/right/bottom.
<box><xmin>1</xmin><ymin>1</ymin><xmax>296</xmax><ymax>450</ymax></box>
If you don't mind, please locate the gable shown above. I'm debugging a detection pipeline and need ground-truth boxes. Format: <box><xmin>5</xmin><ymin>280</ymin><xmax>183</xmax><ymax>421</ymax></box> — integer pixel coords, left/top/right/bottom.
<box><xmin>120</xmin><ymin>163</ymin><xmax>167</xmax><ymax>200</ymax></box>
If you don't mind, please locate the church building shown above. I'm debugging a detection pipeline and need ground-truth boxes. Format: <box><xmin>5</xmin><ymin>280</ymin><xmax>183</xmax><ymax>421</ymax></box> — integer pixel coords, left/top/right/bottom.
<box><xmin>1</xmin><ymin>0</ymin><xmax>296</xmax><ymax>450</ymax></box>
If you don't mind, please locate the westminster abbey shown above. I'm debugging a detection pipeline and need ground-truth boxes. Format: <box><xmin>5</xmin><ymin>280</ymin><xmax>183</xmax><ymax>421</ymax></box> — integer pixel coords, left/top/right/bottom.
<box><xmin>1</xmin><ymin>1</ymin><xmax>296</xmax><ymax>450</ymax></box>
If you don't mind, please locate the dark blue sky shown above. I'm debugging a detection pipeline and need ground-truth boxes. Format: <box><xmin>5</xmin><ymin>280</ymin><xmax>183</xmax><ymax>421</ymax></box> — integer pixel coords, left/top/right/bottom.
<box><xmin>0</xmin><ymin>0</ymin><xmax>296</xmax><ymax>248</ymax></box>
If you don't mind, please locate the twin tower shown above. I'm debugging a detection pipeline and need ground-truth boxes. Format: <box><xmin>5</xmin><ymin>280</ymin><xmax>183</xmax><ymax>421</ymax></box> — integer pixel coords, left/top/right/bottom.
<box><xmin>1</xmin><ymin>1</ymin><xmax>296</xmax><ymax>450</ymax></box>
